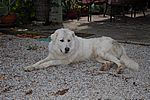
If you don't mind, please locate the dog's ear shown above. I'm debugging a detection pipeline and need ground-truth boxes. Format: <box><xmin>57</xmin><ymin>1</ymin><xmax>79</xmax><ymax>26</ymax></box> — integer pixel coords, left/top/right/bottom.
<box><xmin>51</xmin><ymin>32</ymin><xmax>58</xmax><ymax>41</ymax></box>
<box><xmin>71</xmin><ymin>30</ymin><xmax>75</xmax><ymax>37</ymax></box>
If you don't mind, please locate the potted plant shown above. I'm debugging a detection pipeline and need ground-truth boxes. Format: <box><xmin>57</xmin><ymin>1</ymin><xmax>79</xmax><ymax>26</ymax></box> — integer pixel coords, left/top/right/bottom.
<box><xmin>0</xmin><ymin>0</ymin><xmax>16</xmax><ymax>24</ymax></box>
<box><xmin>62</xmin><ymin>0</ymin><xmax>79</xmax><ymax>19</ymax></box>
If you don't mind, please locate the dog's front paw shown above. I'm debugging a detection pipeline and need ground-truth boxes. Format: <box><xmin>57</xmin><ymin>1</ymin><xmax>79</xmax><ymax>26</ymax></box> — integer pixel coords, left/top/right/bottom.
<box><xmin>24</xmin><ymin>65</ymin><xmax>36</xmax><ymax>72</ymax></box>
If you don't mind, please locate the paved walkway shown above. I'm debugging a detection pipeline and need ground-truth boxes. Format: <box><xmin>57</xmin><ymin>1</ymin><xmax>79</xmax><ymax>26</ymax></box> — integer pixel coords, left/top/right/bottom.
<box><xmin>63</xmin><ymin>10</ymin><xmax>150</xmax><ymax>45</ymax></box>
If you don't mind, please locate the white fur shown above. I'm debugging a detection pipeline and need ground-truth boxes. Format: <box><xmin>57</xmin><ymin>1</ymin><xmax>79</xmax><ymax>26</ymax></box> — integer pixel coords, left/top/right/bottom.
<box><xmin>24</xmin><ymin>28</ymin><xmax>139</xmax><ymax>72</ymax></box>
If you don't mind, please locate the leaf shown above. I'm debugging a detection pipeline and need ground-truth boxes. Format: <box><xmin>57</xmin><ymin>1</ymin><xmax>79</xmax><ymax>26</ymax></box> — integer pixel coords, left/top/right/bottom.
<box><xmin>0</xmin><ymin>75</ymin><xmax>6</xmax><ymax>80</ymax></box>
<box><xmin>54</xmin><ymin>88</ymin><xmax>69</xmax><ymax>96</ymax></box>
<box><xmin>27</xmin><ymin>45</ymin><xmax>38</xmax><ymax>50</ymax></box>
<box><xmin>25</xmin><ymin>89</ymin><xmax>33</xmax><ymax>95</ymax></box>
<box><xmin>0</xmin><ymin>86</ymin><xmax>13</xmax><ymax>94</ymax></box>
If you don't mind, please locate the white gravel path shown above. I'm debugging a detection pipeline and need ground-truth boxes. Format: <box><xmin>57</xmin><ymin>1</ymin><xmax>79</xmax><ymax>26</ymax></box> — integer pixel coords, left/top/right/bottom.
<box><xmin>0</xmin><ymin>35</ymin><xmax>150</xmax><ymax>100</ymax></box>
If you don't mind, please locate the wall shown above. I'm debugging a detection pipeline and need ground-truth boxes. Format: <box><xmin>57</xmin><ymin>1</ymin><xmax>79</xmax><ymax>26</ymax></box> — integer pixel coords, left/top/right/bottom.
<box><xmin>49</xmin><ymin>0</ymin><xmax>62</xmax><ymax>23</ymax></box>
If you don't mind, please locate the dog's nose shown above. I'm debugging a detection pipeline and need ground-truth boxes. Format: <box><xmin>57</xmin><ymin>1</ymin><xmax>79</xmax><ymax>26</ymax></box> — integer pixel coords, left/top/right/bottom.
<box><xmin>65</xmin><ymin>47</ymin><xmax>70</xmax><ymax>53</ymax></box>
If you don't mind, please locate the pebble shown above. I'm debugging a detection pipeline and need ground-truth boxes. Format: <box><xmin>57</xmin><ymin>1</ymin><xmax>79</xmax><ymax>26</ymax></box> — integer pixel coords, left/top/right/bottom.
<box><xmin>0</xmin><ymin>35</ymin><xmax>150</xmax><ymax>99</ymax></box>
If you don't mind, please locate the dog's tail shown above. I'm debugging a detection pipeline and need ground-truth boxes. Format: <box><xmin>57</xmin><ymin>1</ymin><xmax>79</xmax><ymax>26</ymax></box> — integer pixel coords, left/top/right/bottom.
<box><xmin>120</xmin><ymin>47</ymin><xmax>139</xmax><ymax>71</ymax></box>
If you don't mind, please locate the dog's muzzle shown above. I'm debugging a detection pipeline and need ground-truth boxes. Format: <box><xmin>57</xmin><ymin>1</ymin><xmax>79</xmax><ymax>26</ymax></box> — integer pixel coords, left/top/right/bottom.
<box><xmin>65</xmin><ymin>47</ymin><xmax>70</xmax><ymax>53</ymax></box>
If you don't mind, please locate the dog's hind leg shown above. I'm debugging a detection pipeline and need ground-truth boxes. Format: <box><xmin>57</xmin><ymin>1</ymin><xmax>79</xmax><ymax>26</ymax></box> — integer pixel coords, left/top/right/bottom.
<box><xmin>96</xmin><ymin>58</ymin><xmax>113</xmax><ymax>71</ymax></box>
<box><xmin>102</xmin><ymin>54</ymin><xmax>125</xmax><ymax>74</ymax></box>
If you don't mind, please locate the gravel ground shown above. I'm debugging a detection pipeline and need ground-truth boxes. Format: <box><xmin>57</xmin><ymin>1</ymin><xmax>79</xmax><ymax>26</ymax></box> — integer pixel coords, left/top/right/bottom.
<box><xmin>0</xmin><ymin>35</ymin><xmax>150</xmax><ymax>100</ymax></box>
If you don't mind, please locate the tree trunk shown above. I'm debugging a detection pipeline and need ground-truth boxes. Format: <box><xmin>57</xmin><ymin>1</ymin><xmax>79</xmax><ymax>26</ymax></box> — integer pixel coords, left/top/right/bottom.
<box><xmin>44</xmin><ymin>0</ymin><xmax>51</xmax><ymax>25</ymax></box>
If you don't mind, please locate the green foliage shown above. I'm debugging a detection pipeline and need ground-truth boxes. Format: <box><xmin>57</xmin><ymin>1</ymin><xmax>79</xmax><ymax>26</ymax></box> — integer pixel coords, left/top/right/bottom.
<box><xmin>12</xmin><ymin>0</ymin><xmax>35</xmax><ymax>24</ymax></box>
<box><xmin>62</xmin><ymin>0</ymin><xmax>79</xmax><ymax>13</ymax></box>
<box><xmin>0</xmin><ymin>0</ymin><xmax>35</xmax><ymax>24</ymax></box>
<box><xmin>0</xmin><ymin>2</ymin><xmax>8</xmax><ymax>15</ymax></box>
<box><xmin>0</xmin><ymin>0</ymin><xmax>16</xmax><ymax>15</ymax></box>
<box><xmin>27</xmin><ymin>45</ymin><xmax>38</xmax><ymax>50</ymax></box>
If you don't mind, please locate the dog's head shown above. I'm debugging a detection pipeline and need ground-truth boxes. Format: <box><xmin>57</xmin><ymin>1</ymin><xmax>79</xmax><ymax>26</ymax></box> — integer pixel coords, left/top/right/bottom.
<box><xmin>51</xmin><ymin>28</ymin><xmax>76</xmax><ymax>54</ymax></box>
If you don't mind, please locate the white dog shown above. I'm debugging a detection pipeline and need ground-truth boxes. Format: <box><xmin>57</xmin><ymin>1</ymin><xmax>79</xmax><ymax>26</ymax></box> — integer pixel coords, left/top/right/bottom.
<box><xmin>24</xmin><ymin>28</ymin><xmax>139</xmax><ymax>73</ymax></box>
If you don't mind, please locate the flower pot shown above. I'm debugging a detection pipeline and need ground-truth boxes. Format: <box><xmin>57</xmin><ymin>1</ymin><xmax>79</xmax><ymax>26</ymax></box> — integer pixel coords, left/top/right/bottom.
<box><xmin>67</xmin><ymin>10</ymin><xmax>78</xmax><ymax>19</ymax></box>
<box><xmin>0</xmin><ymin>13</ymin><xmax>17</xmax><ymax>24</ymax></box>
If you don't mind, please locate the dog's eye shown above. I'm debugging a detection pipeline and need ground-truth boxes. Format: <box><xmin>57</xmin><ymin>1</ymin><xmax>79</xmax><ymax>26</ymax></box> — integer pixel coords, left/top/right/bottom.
<box><xmin>60</xmin><ymin>39</ymin><xmax>64</xmax><ymax>42</ymax></box>
<box><xmin>68</xmin><ymin>40</ymin><xmax>70</xmax><ymax>42</ymax></box>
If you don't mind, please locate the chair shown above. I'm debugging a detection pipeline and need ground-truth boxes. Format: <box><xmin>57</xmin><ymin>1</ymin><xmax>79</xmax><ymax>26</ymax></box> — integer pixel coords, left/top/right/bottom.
<box><xmin>76</xmin><ymin>0</ymin><xmax>94</xmax><ymax>21</ymax></box>
<box><xmin>77</xmin><ymin>0</ymin><xmax>108</xmax><ymax>21</ymax></box>
<box><xmin>106</xmin><ymin>0</ymin><xmax>126</xmax><ymax>21</ymax></box>
<box><xmin>94</xmin><ymin>0</ymin><xmax>108</xmax><ymax>17</ymax></box>
<box><xmin>128</xmin><ymin>0</ymin><xmax>148</xmax><ymax>18</ymax></box>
